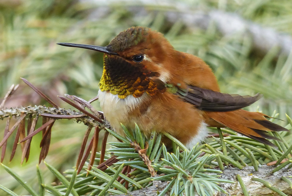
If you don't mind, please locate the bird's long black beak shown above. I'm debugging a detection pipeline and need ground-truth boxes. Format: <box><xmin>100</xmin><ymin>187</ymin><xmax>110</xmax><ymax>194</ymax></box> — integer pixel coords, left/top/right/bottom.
<box><xmin>57</xmin><ymin>43</ymin><xmax>118</xmax><ymax>55</ymax></box>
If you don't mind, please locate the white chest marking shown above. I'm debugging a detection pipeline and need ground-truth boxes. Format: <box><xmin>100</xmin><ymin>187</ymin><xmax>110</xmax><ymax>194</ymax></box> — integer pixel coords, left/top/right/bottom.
<box><xmin>185</xmin><ymin>122</ymin><xmax>208</xmax><ymax>149</ymax></box>
<box><xmin>98</xmin><ymin>90</ymin><xmax>149</xmax><ymax>129</ymax></box>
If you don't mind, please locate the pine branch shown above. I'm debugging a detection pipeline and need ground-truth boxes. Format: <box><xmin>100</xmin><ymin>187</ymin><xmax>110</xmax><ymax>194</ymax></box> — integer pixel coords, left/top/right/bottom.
<box><xmin>1</xmin><ymin>80</ymin><xmax>291</xmax><ymax>196</ymax></box>
<box><xmin>0</xmin><ymin>106</ymin><xmax>102</xmax><ymax>128</ymax></box>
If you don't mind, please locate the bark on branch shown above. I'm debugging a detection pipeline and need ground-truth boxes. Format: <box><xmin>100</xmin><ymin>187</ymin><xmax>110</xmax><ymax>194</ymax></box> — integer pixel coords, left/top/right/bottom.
<box><xmin>113</xmin><ymin>166</ymin><xmax>292</xmax><ymax>196</ymax></box>
<box><xmin>220</xmin><ymin>165</ymin><xmax>292</xmax><ymax>196</ymax></box>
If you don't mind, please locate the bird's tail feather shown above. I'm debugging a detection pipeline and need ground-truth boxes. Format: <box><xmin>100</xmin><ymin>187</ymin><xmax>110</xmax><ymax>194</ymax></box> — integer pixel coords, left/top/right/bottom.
<box><xmin>207</xmin><ymin>110</ymin><xmax>289</xmax><ymax>147</ymax></box>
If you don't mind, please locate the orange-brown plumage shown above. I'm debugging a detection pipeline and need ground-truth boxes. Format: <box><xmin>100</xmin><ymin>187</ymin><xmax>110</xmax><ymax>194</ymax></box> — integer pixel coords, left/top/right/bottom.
<box><xmin>58</xmin><ymin>26</ymin><xmax>288</xmax><ymax>148</ymax></box>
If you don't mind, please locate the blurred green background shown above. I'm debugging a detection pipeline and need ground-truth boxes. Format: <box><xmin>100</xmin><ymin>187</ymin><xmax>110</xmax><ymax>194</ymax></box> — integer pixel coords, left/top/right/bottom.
<box><xmin>0</xmin><ymin>0</ymin><xmax>292</xmax><ymax>194</ymax></box>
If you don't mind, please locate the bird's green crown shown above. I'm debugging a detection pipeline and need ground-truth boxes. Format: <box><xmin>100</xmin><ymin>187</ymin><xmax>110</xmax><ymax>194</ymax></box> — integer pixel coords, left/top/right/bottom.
<box><xmin>106</xmin><ymin>27</ymin><xmax>148</xmax><ymax>52</ymax></box>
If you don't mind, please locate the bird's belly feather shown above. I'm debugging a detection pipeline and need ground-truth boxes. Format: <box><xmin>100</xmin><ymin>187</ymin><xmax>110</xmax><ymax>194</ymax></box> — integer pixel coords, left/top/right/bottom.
<box><xmin>98</xmin><ymin>90</ymin><xmax>149</xmax><ymax>133</ymax></box>
<box><xmin>98</xmin><ymin>90</ymin><xmax>207</xmax><ymax>148</ymax></box>
<box><xmin>185</xmin><ymin>122</ymin><xmax>208</xmax><ymax>149</ymax></box>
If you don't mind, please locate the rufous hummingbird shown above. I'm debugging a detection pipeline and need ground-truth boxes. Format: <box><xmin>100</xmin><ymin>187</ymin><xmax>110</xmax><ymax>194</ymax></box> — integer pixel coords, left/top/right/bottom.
<box><xmin>58</xmin><ymin>27</ymin><xmax>288</xmax><ymax>148</ymax></box>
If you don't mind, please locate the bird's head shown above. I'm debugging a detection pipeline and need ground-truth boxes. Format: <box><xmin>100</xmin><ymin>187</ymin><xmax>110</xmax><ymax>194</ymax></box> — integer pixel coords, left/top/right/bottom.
<box><xmin>58</xmin><ymin>27</ymin><xmax>175</xmax><ymax>99</ymax></box>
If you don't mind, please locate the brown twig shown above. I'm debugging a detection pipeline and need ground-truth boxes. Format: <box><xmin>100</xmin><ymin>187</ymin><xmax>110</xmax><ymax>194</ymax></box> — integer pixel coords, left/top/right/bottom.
<box><xmin>24</xmin><ymin>116</ymin><xmax>33</xmax><ymax>162</ymax></box>
<box><xmin>0</xmin><ymin>113</ymin><xmax>26</xmax><ymax>148</ymax></box>
<box><xmin>100</xmin><ymin>131</ymin><xmax>109</xmax><ymax>164</ymax></box>
<box><xmin>0</xmin><ymin>84</ymin><xmax>19</xmax><ymax>109</ymax></box>
<box><xmin>96</xmin><ymin>156</ymin><xmax>119</xmax><ymax>171</ymax></box>
<box><xmin>9</xmin><ymin>118</ymin><xmax>20</xmax><ymax>162</ymax></box>
<box><xmin>66</xmin><ymin>95</ymin><xmax>100</xmax><ymax>116</ymax></box>
<box><xmin>21</xmin><ymin>78</ymin><xmax>59</xmax><ymax>108</ymax></box>
<box><xmin>88</xmin><ymin>96</ymin><xmax>99</xmax><ymax>103</ymax></box>
<box><xmin>21</xmin><ymin>116</ymin><xmax>39</xmax><ymax>163</ymax></box>
<box><xmin>131</xmin><ymin>142</ymin><xmax>156</xmax><ymax>177</ymax></box>
<box><xmin>18</xmin><ymin>116</ymin><xmax>26</xmax><ymax>151</ymax></box>
<box><xmin>125</xmin><ymin>165</ymin><xmax>131</xmax><ymax>189</ymax></box>
<box><xmin>88</xmin><ymin>127</ymin><xmax>100</xmax><ymax>172</ymax></box>
<box><xmin>78</xmin><ymin>137</ymin><xmax>94</xmax><ymax>174</ymax></box>
<box><xmin>76</xmin><ymin>126</ymin><xmax>92</xmax><ymax>169</ymax></box>
<box><xmin>117</xmin><ymin>165</ymin><xmax>129</xmax><ymax>182</ymax></box>
<box><xmin>40</xmin><ymin>120</ymin><xmax>55</xmax><ymax>147</ymax></box>
<box><xmin>39</xmin><ymin>120</ymin><xmax>55</xmax><ymax>163</ymax></box>
<box><xmin>1</xmin><ymin>118</ymin><xmax>11</xmax><ymax>162</ymax></box>
<box><xmin>19</xmin><ymin>119</ymin><xmax>55</xmax><ymax>143</ymax></box>
<box><xmin>120</xmin><ymin>166</ymin><xmax>132</xmax><ymax>189</ymax></box>
<box><xmin>0</xmin><ymin>79</ymin><xmax>106</xmax><ymax>165</ymax></box>
<box><xmin>59</xmin><ymin>96</ymin><xmax>103</xmax><ymax>123</ymax></box>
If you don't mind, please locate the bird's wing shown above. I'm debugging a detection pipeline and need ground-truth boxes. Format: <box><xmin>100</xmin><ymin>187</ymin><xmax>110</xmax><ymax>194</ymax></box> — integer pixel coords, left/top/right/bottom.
<box><xmin>172</xmin><ymin>84</ymin><xmax>289</xmax><ymax>146</ymax></box>
<box><xmin>175</xmin><ymin>85</ymin><xmax>261</xmax><ymax>112</ymax></box>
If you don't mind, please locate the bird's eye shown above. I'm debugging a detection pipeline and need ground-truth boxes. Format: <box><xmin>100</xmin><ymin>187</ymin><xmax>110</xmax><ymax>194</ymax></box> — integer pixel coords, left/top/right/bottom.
<box><xmin>132</xmin><ymin>54</ymin><xmax>144</xmax><ymax>62</ymax></box>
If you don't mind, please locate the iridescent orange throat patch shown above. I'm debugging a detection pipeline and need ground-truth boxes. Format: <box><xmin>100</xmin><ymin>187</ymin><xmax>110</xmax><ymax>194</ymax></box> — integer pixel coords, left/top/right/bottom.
<box><xmin>99</xmin><ymin>56</ymin><xmax>165</xmax><ymax>99</ymax></box>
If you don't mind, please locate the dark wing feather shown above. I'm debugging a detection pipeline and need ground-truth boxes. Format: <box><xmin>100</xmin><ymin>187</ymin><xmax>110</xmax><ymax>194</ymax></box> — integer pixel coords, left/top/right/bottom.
<box><xmin>178</xmin><ymin>85</ymin><xmax>261</xmax><ymax>112</ymax></box>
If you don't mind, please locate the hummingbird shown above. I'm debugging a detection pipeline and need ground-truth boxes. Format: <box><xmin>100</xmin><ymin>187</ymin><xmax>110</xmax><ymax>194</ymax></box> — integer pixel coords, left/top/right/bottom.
<box><xmin>58</xmin><ymin>27</ymin><xmax>288</xmax><ymax>148</ymax></box>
